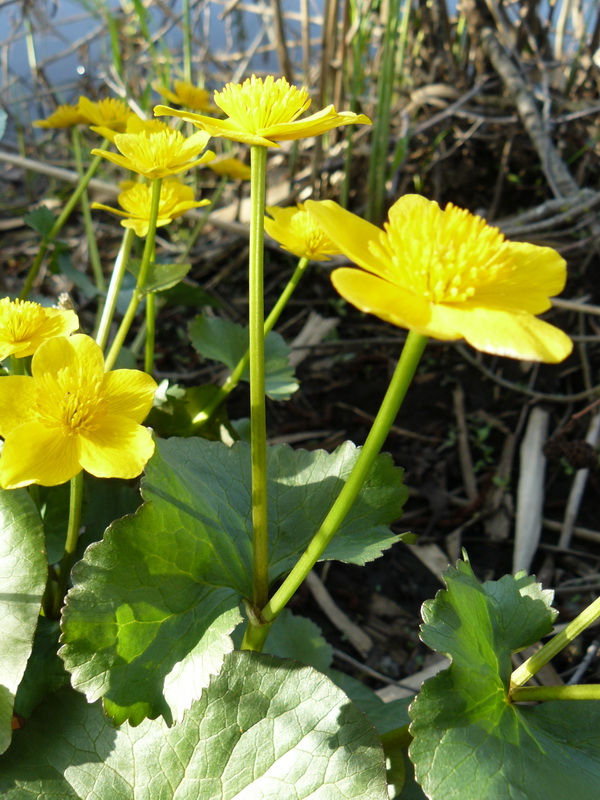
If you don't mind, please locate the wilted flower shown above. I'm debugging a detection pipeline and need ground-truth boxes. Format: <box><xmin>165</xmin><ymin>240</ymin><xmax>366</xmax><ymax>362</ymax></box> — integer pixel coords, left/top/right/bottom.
<box><xmin>91</xmin><ymin>178</ymin><xmax>210</xmax><ymax>237</ymax></box>
<box><xmin>33</xmin><ymin>104</ymin><xmax>87</xmax><ymax>129</ymax></box>
<box><xmin>154</xmin><ymin>74</ymin><xmax>371</xmax><ymax>148</ymax></box>
<box><xmin>0</xmin><ymin>297</ymin><xmax>79</xmax><ymax>361</ymax></box>
<box><xmin>78</xmin><ymin>96</ymin><xmax>134</xmax><ymax>133</ymax></box>
<box><xmin>306</xmin><ymin>195</ymin><xmax>573</xmax><ymax>363</ymax></box>
<box><xmin>0</xmin><ymin>334</ymin><xmax>157</xmax><ymax>488</ymax></box>
<box><xmin>91</xmin><ymin>128</ymin><xmax>215</xmax><ymax>178</ymax></box>
<box><xmin>207</xmin><ymin>157</ymin><xmax>252</xmax><ymax>181</ymax></box>
<box><xmin>264</xmin><ymin>203</ymin><xmax>341</xmax><ymax>261</ymax></box>
<box><xmin>154</xmin><ymin>80</ymin><xmax>217</xmax><ymax>112</ymax></box>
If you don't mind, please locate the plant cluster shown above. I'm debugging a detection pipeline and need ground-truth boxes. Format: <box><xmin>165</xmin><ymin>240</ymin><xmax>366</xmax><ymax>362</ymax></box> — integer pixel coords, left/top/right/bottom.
<box><xmin>0</xmin><ymin>72</ymin><xmax>598</xmax><ymax>800</ymax></box>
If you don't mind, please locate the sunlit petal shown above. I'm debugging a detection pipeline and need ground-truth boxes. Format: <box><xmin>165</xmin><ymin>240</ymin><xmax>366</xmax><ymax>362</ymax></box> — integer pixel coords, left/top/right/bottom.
<box><xmin>102</xmin><ymin>370</ymin><xmax>157</xmax><ymax>422</ymax></box>
<box><xmin>0</xmin><ymin>377</ymin><xmax>37</xmax><ymax>436</ymax></box>
<box><xmin>0</xmin><ymin>423</ymin><xmax>81</xmax><ymax>488</ymax></box>
<box><xmin>78</xmin><ymin>416</ymin><xmax>155</xmax><ymax>479</ymax></box>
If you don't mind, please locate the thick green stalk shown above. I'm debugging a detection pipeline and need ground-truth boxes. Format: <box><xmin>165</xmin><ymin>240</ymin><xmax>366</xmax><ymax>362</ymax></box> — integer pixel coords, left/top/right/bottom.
<box><xmin>248</xmin><ymin>145</ymin><xmax>269</xmax><ymax>608</ymax></box>
<box><xmin>52</xmin><ymin>470</ymin><xmax>84</xmax><ymax>617</ymax></box>
<box><xmin>20</xmin><ymin>140</ymin><xmax>109</xmax><ymax>300</ymax></box>
<box><xmin>193</xmin><ymin>257</ymin><xmax>310</xmax><ymax>427</ymax></box>
<box><xmin>9</xmin><ymin>355</ymin><xmax>26</xmax><ymax>375</ymax></box>
<box><xmin>248</xmin><ymin>145</ymin><xmax>269</xmax><ymax>612</ymax></box>
<box><xmin>511</xmin><ymin>594</ymin><xmax>600</xmax><ymax>688</ymax></box>
<box><xmin>244</xmin><ymin>331</ymin><xmax>429</xmax><ymax>651</ymax></box>
<box><xmin>511</xmin><ymin>684</ymin><xmax>600</xmax><ymax>702</ymax></box>
<box><xmin>104</xmin><ymin>178</ymin><xmax>162</xmax><ymax>371</ymax></box>
<box><xmin>95</xmin><ymin>227</ymin><xmax>136</xmax><ymax>351</ymax></box>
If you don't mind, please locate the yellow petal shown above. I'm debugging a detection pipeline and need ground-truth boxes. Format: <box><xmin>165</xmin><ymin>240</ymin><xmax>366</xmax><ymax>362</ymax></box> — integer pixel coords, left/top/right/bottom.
<box><xmin>0</xmin><ymin>422</ymin><xmax>81</xmax><ymax>488</ymax></box>
<box><xmin>473</xmin><ymin>241</ymin><xmax>567</xmax><ymax>314</ymax></box>
<box><xmin>32</xmin><ymin>334</ymin><xmax>104</xmax><ymax>382</ymax></box>
<box><xmin>429</xmin><ymin>304</ymin><xmax>573</xmax><ymax>363</ymax></box>
<box><xmin>331</xmin><ymin>268</ymin><xmax>436</xmax><ymax>333</ymax></box>
<box><xmin>102</xmin><ymin>370</ymin><xmax>157</xmax><ymax>422</ymax></box>
<box><xmin>78</xmin><ymin>416</ymin><xmax>155</xmax><ymax>479</ymax></box>
<box><xmin>0</xmin><ymin>377</ymin><xmax>37</xmax><ymax>436</ymax></box>
<box><xmin>306</xmin><ymin>201</ymin><xmax>392</xmax><ymax>277</ymax></box>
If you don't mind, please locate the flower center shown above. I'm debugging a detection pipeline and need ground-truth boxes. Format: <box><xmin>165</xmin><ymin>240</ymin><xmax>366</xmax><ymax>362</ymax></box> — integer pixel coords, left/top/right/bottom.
<box><xmin>372</xmin><ymin>201</ymin><xmax>515</xmax><ymax>304</ymax></box>
<box><xmin>290</xmin><ymin>208</ymin><xmax>332</xmax><ymax>255</ymax></box>
<box><xmin>0</xmin><ymin>298</ymin><xmax>46</xmax><ymax>343</ymax></box>
<box><xmin>128</xmin><ymin>130</ymin><xmax>186</xmax><ymax>169</ymax></box>
<box><xmin>215</xmin><ymin>75</ymin><xmax>311</xmax><ymax>133</ymax></box>
<box><xmin>35</xmin><ymin>368</ymin><xmax>107</xmax><ymax>435</ymax></box>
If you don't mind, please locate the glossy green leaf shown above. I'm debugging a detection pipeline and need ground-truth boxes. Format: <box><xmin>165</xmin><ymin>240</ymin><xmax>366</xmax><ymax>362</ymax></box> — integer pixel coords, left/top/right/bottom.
<box><xmin>23</xmin><ymin>207</ymin><xmax>55</xmax><ymax>237</ymax></box>
<box><xmin>0</xmin><ymin>488</ymin><xmax>47</xmax><ymax>753</ymax></box>
<box><xmin>60</xmin><ymin>437</ymin><xmax>406</xmax><ymax>724</ymax></box>
<box><xmin>409</xmin><ymin>559</ymin><xmax>600</xmax><ymax>800</ymax></box>
<box><xmin>14</xmin><ymin>618</ymin><xmax>68</xmax><ymax>719</ymax></box>
<box><xmin>128</xmin><ymin>259</ymin><xmax>192</xmax><ymax>293</ymax></box>
<box><xmin>1</xmin><ymin>653</ymin><xmax>388</xmax><ymax>799</ymax></box>
<box><xmin>189</xmin><ymin>314</ymin><xmax>298</xmax><ymax>400</ymax></box>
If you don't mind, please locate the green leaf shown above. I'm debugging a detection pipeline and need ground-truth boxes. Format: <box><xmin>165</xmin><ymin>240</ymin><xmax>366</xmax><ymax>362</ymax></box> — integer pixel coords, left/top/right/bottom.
<box><xmin>60</xmin><ymin>500</ymin><xmax>242</xmax><ymax>726</ymax></box>
<box><xmin>409</xmin><ymin>559</ymin><xmax>600</xmax><ymax>800</ymax></box>
<box><xmin>60</xmin><ymin>437</ymin><xmax>407</xmax><ymax>724</ymax></box>
<box><xmin>248</xmin><ymin>609</ymin><xmax>334</xmax><ymax>674</ymax></box>
<box><xmin>128</xmin><ymin>259</ymin><xmax>192</xmax><ymax>293</ymax></box>
<box><xmin>0</xmin><ymin>488</ymin><xmax>47</xmax><ymax>754</ymax></box>
<box><xmin>162</xmin><ymin>281</ymin><xmax>220</xmax><ymax>309</ymax></box>
<box><xmin>0</xmin><ymin>653</ymin><xmax>388</xmax><ymax>799</ymax></box>
<box><xmin>147</xmin><ymin>382</ymin><xmax>235</xmax><ymax>440</ymax></box>
<box><xmin>189</xmin><ymin>314</ymin><xmax>299</xmax><ymax>400</ymax></box>
<box><xmin>23</xmin><ymin>207</ymin><xmax>55</xmax><ymax>237</ymax></box>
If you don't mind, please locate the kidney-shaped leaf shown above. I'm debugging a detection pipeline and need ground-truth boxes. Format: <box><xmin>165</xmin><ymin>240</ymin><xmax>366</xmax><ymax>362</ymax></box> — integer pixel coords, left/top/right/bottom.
<box><xmin>409</xmin><ymin>559</ymin><xmax>600</xmax><ymax>800</ymax></box>
<box><xmin>60</xmin><ymin>437</ymin><xmax>407</xmax><ymax>725</ymax></box>
<box><xmin>0</xmin><ymin>488</ymin><xmax>47</xmax><ymax>754</ymax></box>
<box><xmin>0</xmin><ymin>652</ymin><xmax>388</xmax><ymax>800</ymax></box>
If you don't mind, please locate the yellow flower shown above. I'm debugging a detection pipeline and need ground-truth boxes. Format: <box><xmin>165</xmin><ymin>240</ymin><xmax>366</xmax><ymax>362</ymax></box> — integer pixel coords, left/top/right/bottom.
<box><xmin>306</xmin><ymin>195</ymin><xmax>573</xmax><ymax>363</ymax></box>
<box><xmin>154</xmin><ymin>80</ymin><xmax>217</xmax><ymax>112</ymax></box>
<box><xmin>90</xmin><ymin>114</ymin><xmax>170</xmax><ymax>144</ymax></box>
<box><xmin>91</xmin><ymin>128</ymin><xmax>215</xmax><ymax>178</ymax></box>
<box><xmin>33</xmin><ymin>104</ymin><xmax>87</xmax><ymax>129</ymax></box>
<box><xmin>0</xmin><ymin>297</ymin><xmax>79</xmax><ymax>361</ymax></box>
<box><xmin>78</xmin><ymin>96</ymin><xmax>134</xmax><ymax>133</ymax></box>
<box><xmin>154</xmin><ymin>74</ymin><xmax>372</xmax><ymax>148</ymax></box>
<box><xmin>91</xmin><ymin>178</ymin><xmax>210</xmax><ymax>237</ymax></box>
<box><xmin>207</xmin><ymin>157</ymin><xmax>251</xmax><ymax>181</ymax></box>
<box><xmin>264</xmin><ymin>203</ymin><xmax>342</xmax><ymax>261</ymax></box>
<box><xmin>0</xmin><ymin>334</ymin><xmax>157</xmax><ymax>488</ymax></box>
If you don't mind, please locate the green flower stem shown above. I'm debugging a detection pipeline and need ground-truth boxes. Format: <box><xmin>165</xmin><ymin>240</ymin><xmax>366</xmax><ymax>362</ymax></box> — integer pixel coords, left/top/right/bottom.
<box><xmin>249</xmin><ymin>144</ymin><xmax>269</xmax><ymax>610</ymax></box>
<box><xmin>52</xmin><ymin>470</ymin><xmax>84</xmax><ymax>617</ymax></box>
<box><xmin>95</xmin><ymin>227</ymin><xmax>136</xmax><ymax>351</ymax></box>
<box><xmin>72</xmin><ymin>128</ymin><xmax>106</xmax><ymax>296</ymax></box>
<box><xmin>9</xmin><ymin>355</ymin><xmax>26</xmax><ymax>375</ymax></box>
<box><xmin>244</xmin><ymin>331</ymin><xmax>429</xmax><ymax>652</ymax></box>
<box><xmin>193</xmin><ymin>256</ymin><xmax>310</xmax><ymax>427</ymax></box>
<box><xmin>20</xmin><ymin>139</ymin><xmax>109</xmax><ymax>300</ymax></box>
<box><xmin>511</xmin><ymin>684</ymin><xmax>600</xmax><ymax>702</ymax></box>
<box><xmin>178</xmin><ymin>177</ymin><xmax>228</xmax><ymax>265</ymax></box>
<box><xmin>511</xmin><ymin>594</ymin><xmax>600</xmax><ymax>688</ymax></box>
<box><xmin>145</xmin><ymin>292</ymin><xmax>156</xmax><ymax>375</ymax></box>
<box><xmin>104</xmin><ymin>178</ymin><xmax>162</xmax><ymax>371</ymax></box>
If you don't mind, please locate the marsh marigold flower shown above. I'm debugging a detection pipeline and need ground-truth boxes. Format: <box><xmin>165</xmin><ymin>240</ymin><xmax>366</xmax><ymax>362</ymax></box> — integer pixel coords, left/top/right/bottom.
<box><xmin>92</xmin><ymin>128</ymin><xmax>214</xmax><ymax>178</ymax></box>
<box><xmin>207</xmin><ymin>157</ymin><xmax>251</xmax><ymax>181</ymax></box>
<box><xmin>91</xmin><ymin>178</ymin><xmax>210</xmax><ymax>237</ymax></box>
<box><xmin>0</xmin><ymin>334</ymin><xmax>157</xmax><ymax>488</ymax></box>
<box><xmin>78</xmin><ymin>96</ymin><xmax>134</xmax><ymax>133</ymax></box>
<box><xmin>33</xmin><ymin>104</ymin><xmax>87</xmax><ymax>129</ymax></box>
<box><xmin>154</xmin><ymin>74</ymin><xmax>371</xmax><ymax>148</ymax></box>
<box><xmin>306</xmin><ymin>195</ymin><xmax>573</xmax><ymax>363</ymax></box>
<box><xmin>0</xmin><ymin>297</ymin><xmax>79</xmax><ymax>361</ymax></box>
<box><xmin>264</xmin><ymin>203</ymin><xmax>341</xmax><ymax>261</ymax></box>
<box><xmin>154</xmin><ymin>80</ymin><xmax>217</xmax><ymax>112</ymax></box>
<box><xmin>90</xmin><ymin>113</ymin><xmax>170</xmax><ymax>144</ymax></box>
